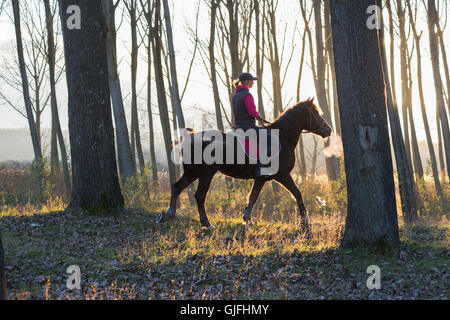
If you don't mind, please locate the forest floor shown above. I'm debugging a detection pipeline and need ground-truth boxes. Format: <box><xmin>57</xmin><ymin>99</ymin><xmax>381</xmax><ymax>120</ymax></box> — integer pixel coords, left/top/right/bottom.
<box><xmin>1</xmin><ymin>188</ymin><xmax>448</xmax><ymax>300</ymax></box>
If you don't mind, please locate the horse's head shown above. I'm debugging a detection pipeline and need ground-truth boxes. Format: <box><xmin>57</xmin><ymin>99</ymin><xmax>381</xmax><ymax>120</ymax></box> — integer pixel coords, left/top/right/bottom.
<box><xmin>301</xmin><ymin>98</ymin><xmax>332</xmax><ymax>138</ymax></box>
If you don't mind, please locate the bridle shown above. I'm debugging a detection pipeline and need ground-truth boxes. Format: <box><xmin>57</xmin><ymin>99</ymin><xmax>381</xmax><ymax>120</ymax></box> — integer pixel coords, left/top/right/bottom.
<box><xmin>302</xmin><ymin>105</ymin><xmax>326</xmax><ymax>134</ymax></box>
<box><xmin>258</xmin><ymin>105</ymin><xmax>326</xmax><ymax>135</ymax></box>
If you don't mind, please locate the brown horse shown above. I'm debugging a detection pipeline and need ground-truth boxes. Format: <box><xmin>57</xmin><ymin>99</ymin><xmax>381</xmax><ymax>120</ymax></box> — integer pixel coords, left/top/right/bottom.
<box><xmin>156</xmin><ymin>98</ymin><xmax>332</xmax><ymax>232</ymax></box>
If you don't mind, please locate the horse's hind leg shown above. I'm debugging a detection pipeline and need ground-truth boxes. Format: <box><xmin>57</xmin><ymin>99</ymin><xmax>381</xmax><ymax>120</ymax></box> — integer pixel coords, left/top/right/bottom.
<box><xmin>275</xmin><ymin>174</ymin><xmax>310</xmax><ymax>232</ymax></box>
<box><xmin>195</xmin><ymin>173</ymin><xmax>215</xmax><ymax>229</ymax></box>
<box><xmin>156</xmin><ymin>172</ymin><xmax>197</xmax><ymax>224</ymax></box>
<box><xmin>243</xmin><ymin>178</ymin><xmax>266</xmax><ymax>225</ymax></box>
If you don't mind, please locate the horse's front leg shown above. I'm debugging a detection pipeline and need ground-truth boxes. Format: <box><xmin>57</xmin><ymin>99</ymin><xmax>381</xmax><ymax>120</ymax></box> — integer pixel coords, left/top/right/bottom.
<box><xmin>275</xmin><ymin>174</ymin><xmax>311</xmax><ymax>233</ymax></box>
<box><xmin>243</xmin><ymin>178</ymin><xmax>266</xmax><ymax>225</ymax></box>
<box><xmin>156</xmin><ymin>173</ymin><xmax>197</xmax><ymax>224</ymax></box>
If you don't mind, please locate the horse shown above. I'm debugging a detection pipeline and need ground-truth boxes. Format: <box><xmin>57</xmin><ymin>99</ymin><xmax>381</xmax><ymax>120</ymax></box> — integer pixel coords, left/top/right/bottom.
<box><xmin>156</xmin><ymin>98</ymin><xmax>332</xmax><ymax>232</ymax></box>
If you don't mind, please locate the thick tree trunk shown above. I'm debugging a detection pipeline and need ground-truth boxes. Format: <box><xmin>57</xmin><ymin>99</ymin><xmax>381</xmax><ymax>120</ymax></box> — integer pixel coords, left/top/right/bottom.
<box><xmin>59</xmin><ymin>0</ymin><xmax>124</xmax><ymax>212</ymax></box>
<box><xmin>103</xmin><ymin>0</ymin><xmax>136</xmax><ymax>181</ymax></box>
<box><xmin>0</xmin><ymin>230</ymin><xmax>7</xmax><ymax>300</ymax></box>
<box><xmin>427</xmin><ymin>0</ymin><xmax>450</xmax><ymax>178</ymax></box>
<box><xmin>331</xmin><ymin>0</ymin><xmax>399</xmax><ymax>245</ymax></box>
<box><xmin>12</xmin><ymin>0</ymin><xmax>42</xmax><ymax>161</ymax></box>
<box><xmin>44</xmin><ymin>0</ymin><xmax>71</xmax><ymax>196</ymax></box>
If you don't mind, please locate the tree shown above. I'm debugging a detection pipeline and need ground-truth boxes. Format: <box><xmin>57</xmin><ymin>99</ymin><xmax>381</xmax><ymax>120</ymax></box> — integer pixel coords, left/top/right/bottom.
<box><xmin>330</xmin><ymin>0</ymin><xmax>399</xmax><ymax>245</ymax></box>
<box><xmin>58</xmin><ymin>0</ymin><xmax>124</xmax><ymax>211</ymax></box>
<box><xmin>11</xmin><ymin>0</ymin><xmax>42</xmax><ymax>161</ymax></box>
<box><xmin>146</xmin><ymin>0</ymin><xmax>176</xmax><ymax>185</ymax></box>
<box><xmin>102</xmin><ymin>0</ymin><xmax>137</xmax><ymax>181</ymax></box>
<box><xmin>44</xmin><ymin>0</ymin><xmax>71</xmax><ymax>195</ymax></box>
<box><xmin>124</xmin><ymin>0</ymin><xmax>146</xmax><ymax>172</ymax></box>
<box><xmin>427</xmin><ymin>0</ymin><xmax>450</xmax><ymax>178</ymax></box>
<box><xmin>0</xmin><ymin>230</ymin><xmax>7</xmax><ymax>300</ymax></box>
<box><xmin>379</xmin><ymin>4</ymin><xmax>418</xmax><ymax>223</ymax></box>
<box><xmin>406</xmin><ymin>0</ymin><xmax>443</xmax><ymax>202</ymax></box>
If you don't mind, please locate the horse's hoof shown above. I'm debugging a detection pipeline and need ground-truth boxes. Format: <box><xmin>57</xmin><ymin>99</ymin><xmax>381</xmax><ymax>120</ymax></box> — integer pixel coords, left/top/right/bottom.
<box><xmin>243</xmin><ymin>219</ymin><xmax>253</xmax><ymax>226</ymax></box>
<box><xmin>156</xmin><ymin>211</ymin><xmax>174</xmax><ymax>224</ymax></box>
<box><xmin>202</xmin><ymin>224</ymin><xmax>216</xmax><ymax>230</ymax></box>
<box><xmin>156</xmin><ymin>213</ymin><xmax>166</xmax><ymax>224</ymax></box>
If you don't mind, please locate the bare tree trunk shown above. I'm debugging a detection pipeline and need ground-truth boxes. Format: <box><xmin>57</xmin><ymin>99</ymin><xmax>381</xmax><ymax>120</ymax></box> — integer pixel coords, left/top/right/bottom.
<box><xmin>313</xmin><ymin>0</ymin><xmax>339</xmax><ymax>181</ymax></box>
<box><xmin>45</xmin><ymin>0</ymin><xmax>71</xmax><ymax>196</ymax></box>
<box><xmin>59</xmin><ymin>0</ymin><xmax>124</xmax><ymax>212</ymax></box>
<box><xmin>331</xmin><ymin>0</ymin><xmax>399</xmax><ymax>245</ymax></box>
<box><xmin>396</xmin><ymin>0</ymin><xmax>414</xmax><ymax>177</ymax></box>
<box><xmin>428</xmin><ymin>0</ymin><xmax>450</xmax><ymax>178</ymax></box>
<box><xmin>162</xmin><ymin>0</ymin><xmax>185</xmax><ymax>129</ymax></box>
<box><xmin>436</xmin><ymin>22</ymin><xmax>450</xmax><ymax>115</ymax></box>
<box><xmin>437</xmin><ymin>109</ymin><xmax>445</xmax><ymax>173</ymax></box>
<box><xmin>324</xmin><ymin>0</ymin><xmax>340</xmax><ymax>136</ymax></box>
<box><xmin>407</xmin><ymin>54</ymin><xmax>424</xmax><ymax>179</ymax></box>
<box><xmin>146</xmin><ymin>27</ymin><xmax>158</xmax><ymax>186</ymax></box>
<box><xmin>386</xmin><ymin>0</ymin><xmax>399</xmax><ymax>110</ymax></box>
<box><xmin>12</xmin><ymin>0</ymin><xmax>42</xmax><ymax>161</ymax></box>
<box><xmin>0</xmin><ymin>230</ymin><xmax>7</xmax><ymax>300</ymax></box>
<box><xmin>209</xmin><ymin>0</ymin><xmax>224</xmax><ymax>131</ymax></box>
<box><xmin>103</xmin><ymin>0</ymin><xmax>136</xmax><ymax>181</ymax></box>
<box><xmin>150</xmin><ymin>0</ymin><xmax>176</xmax><ymax>185</ymax></box>
<box><xmin>379</xmin><ymin>5</ymin><xmax>418</xmax><ymax>224</ymax></box>
<box><xmin>254</xmin><ymin>0</ymin><xmax>265</xmax><ymax>119</ymax></box>
<box><xmin>406</xmin><ymin>0</ymin><xmax>443</xmax><ymax>201</ymax></box>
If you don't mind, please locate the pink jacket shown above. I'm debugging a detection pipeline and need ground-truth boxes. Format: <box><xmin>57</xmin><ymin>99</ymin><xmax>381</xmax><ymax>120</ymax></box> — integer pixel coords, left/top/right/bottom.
<box><xmin>235</xmin><ymin>86</ymin><xmax>260</xmax><ymax>118</ymax></box>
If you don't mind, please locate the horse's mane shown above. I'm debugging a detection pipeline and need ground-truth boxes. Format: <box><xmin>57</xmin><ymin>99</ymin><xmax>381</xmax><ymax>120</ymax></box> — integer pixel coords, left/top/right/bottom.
<box><xmin>269</xmin><ymin>99</ymin><xmax>321</xmax><ymax>131</ymax></box>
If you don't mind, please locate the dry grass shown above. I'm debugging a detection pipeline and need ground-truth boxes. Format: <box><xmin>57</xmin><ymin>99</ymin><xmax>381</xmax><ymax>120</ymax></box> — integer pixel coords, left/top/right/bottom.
<box><xmin>0</xmin><ymin>165</ymin><xmax>448</xmax><ymax>300</ymax></box>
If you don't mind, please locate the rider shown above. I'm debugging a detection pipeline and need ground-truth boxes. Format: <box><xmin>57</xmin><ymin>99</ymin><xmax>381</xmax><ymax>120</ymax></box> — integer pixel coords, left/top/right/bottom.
<box><xmin>231</xmin><ymin>72</ymin><xmax>273</xmax><ymax>178</ymax></box>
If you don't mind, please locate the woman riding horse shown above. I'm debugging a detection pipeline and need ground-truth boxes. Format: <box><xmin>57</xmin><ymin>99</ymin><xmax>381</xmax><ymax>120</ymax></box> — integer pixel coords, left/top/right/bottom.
<box><xmin>231</xmin><ymin>72</ymin><xmax>272</xmax><ymax>177</ymax></box>
<box><xmin>156</xmin><ymin>76</ymin><xmax>333</xmax><ymax>230</ymax></box>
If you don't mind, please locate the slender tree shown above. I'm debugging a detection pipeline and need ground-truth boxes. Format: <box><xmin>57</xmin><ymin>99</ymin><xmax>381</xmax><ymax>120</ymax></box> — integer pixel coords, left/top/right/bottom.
<box><xmin>103</xmin><ymin>0</ymin><xmax>137</xmax><ymax>181</ymax></box>
<box><xmin>427</xmin><ymin>0</ymin><xmax>450</xmax><ymax>178</ymax></box>
<box><xmin>0</xmin><ymin>230</ymin><xmax>6</xmax><ymax>300</ymax></box>
<box><xmin>330</xmin><ymin>0</ymin><xmax>399</xmax><ymax>245</ymax></box>
<box><xmin>11</xmin><ymin>0</ymin><xmax>42</xmax><ymax>161</ymax></box>
<box><xmin>44</xmin><ymin>0</ymin><xmax>71</xmax><ymax>195</ymax></box>
<box><xmin>58</xmin><ymin>0</ymin><xmax>124</xmax><ymax>211</ymax></box>
<box><xmin>379</xmin><ymin>5</ymin><xmax>418</xmax><ymax>223</ymax></box>
<box><xmin>406</xmin><ymin>0</ymin><xmax>443</xmax><ymax>202</ymax></box>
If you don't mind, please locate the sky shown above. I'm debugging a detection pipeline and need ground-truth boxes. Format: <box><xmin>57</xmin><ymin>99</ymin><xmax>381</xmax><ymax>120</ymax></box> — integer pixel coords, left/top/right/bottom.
<box><xmin>0</xmin><ymin>1</ymin><xmax>449</xmax><ymax>158</ymax></box>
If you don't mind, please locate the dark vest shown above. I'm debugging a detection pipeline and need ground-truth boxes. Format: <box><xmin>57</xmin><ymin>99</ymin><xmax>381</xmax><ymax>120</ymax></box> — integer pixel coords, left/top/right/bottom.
<box><xmin>232</xmin><ymin>88</ymin><xmax>256</xmax><ymax>130</ymax></box>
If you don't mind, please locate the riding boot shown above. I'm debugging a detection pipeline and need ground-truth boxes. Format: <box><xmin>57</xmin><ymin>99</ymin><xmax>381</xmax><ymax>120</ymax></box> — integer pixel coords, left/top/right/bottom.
<box><xmin>255</xmin><ymin>132</ymin><xmax>273</xmax><ymax>178</ymax></box>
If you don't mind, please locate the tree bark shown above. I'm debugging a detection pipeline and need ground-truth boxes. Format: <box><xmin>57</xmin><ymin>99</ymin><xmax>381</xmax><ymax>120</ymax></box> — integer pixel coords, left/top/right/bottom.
<box><xmin>59</xmin><ymin>0</ymin><xmax>124</xmax><ymax>212</ymax></box>
<box><xmin>331</xmin><ymin>0</ymin><xmax>399</xmax><ymax>245</ymax></box>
